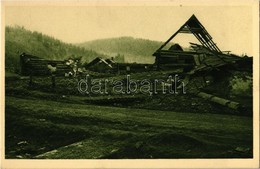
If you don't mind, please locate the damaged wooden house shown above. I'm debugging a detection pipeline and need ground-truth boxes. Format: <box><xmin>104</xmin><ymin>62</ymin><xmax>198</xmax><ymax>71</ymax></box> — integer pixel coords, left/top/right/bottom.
<box><xmin>20</xmin><ymin>53</ymin><xmax>73</xmax><ymax>77</ymax></box>
<box><xmin>153</xmin><ymin>14</ymin><xmax>252</xmax><ymax>73</ymax></box>
<box><xmin>85</xmin><ymin>57</ymin><xmax>153</xmax><ymax>74</ymax></box>
<box><xmin>153</xmin><ymin>14</ymin><xmax>252</xmax><ymax>112</ymax></box>
<box><xmin>84</xmin><ymin>57</ymin><xmax>115</xmax><ymax>73</ymax></box>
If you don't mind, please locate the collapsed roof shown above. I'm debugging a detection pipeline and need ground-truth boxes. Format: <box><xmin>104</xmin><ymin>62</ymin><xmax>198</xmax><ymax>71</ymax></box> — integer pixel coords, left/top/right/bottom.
<box><xmin>155</xmin><ymin>14</ymin><xmax>221</xmax><ymax>53</ymax></box>
<box><xmin>153</xmin><ymin>14</ymin><xmax>252</xmax><ymax>72</ymax></box>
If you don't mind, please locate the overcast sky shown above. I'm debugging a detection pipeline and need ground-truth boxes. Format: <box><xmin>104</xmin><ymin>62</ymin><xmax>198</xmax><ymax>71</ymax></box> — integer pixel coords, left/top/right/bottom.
<box><xmin>5</xmin><ymin>3</ymin><xmax>254</xmax><ymax>55</ymax></box>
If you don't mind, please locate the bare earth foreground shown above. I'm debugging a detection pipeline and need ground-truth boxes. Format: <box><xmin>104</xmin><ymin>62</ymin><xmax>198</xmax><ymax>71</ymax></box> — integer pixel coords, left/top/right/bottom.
<box><xmin>5</xmin><ymin>96</ymin><xmax>252</xmax><ymax>159</ymax></box>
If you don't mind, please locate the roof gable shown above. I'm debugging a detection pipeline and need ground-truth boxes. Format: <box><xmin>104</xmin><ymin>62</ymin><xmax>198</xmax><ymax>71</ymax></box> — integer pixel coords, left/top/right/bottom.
<box><xmin>156</xmin><ymin>14</ymin><xmax>221</xmax><ymax>53</ymax></box>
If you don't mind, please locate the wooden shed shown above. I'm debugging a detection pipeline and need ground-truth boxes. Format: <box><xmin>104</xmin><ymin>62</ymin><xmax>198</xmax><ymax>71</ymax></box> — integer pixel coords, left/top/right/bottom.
<box><xmin>20</xmin><ymin>53</ymin><xmax>72</xmax><ymax>76</ymax></box>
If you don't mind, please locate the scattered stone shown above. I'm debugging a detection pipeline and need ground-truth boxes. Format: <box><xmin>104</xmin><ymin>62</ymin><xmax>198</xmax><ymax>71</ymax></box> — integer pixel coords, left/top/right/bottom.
<box><xmin>235</xmin><ymin>147</ymin><xmax>250</xmax><ymax>153</ymax></box>
<box><xmin>95</xmin><ymin>154</ymin><xmax>104</xmax><ymax>159</ymax></box>
<box><xmin>110</xmin><ymin>148</ymin><xmax>119</xmax><ymax>153</ymax></box>
<box><xmin>38</xmin><ymin>147</ymin><xmax>46</xmax><ymax>151</ymax></box>
<box><xmin>36</xmin><ymin>149</ymin><xmax>58</xmax><ymax>158</ymax></box>
<box><xmin>17</xmin><ymin>141</ymin><xmax>28</xmax><ymax>145</ymax></box>
<box><xmin>191</xmin><ymin>102</ymin><xmax>197</xmax><ymax>106</ymax></box>
<box><xmin>77</xmin><ymin>144</ymin><xmax>83</xmax><ymax>148</ymax></box>
<box><xmin>25</xmin><ymin>153</ymin><xmax>31</xmax><ymax>157</ymax></box>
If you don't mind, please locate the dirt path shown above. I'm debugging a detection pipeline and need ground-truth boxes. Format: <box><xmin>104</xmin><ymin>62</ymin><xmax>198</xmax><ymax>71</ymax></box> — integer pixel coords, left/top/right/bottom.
<box><xmin>5</xmin><ymin>96</ymin><xmax>253</xmax><ymax>159</ymax></box>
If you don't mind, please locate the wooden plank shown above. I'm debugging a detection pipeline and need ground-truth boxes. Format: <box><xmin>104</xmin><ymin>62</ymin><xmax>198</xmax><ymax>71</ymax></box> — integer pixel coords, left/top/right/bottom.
<box><xmin>196</xmin><ymin>92</ymin><xmax>241</xmax><ymax>110</ymax></box>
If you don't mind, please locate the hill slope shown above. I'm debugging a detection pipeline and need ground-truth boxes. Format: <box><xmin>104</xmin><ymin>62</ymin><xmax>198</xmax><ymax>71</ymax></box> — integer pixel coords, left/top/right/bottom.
<box><xmin>5</xmin><ymin>26</ymin><xmax>107</xmax><ymax>72</ymax></box>
<box><xmin>77</xmin><ymin>37</ymin><xmax>170</xmax><ymax>63</ymax></box>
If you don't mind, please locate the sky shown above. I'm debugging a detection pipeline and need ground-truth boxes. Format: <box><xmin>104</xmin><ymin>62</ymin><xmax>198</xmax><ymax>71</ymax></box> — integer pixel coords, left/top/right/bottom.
<box><xmin>4</xmin><ymin>3</ymin><xmax>255</xmax><ymax>55</ymax></box>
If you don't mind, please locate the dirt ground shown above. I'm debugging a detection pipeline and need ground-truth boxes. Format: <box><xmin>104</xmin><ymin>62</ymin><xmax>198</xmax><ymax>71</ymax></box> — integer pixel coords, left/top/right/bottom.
<box><xmin>5</xmin><ymin>72</ymin><xmax>253</xmax><ymax>159</ymax></box>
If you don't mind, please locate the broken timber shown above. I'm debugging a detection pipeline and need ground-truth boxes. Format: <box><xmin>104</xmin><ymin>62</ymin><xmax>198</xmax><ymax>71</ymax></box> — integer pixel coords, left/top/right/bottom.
<box><xmin>195</xmin><ymin>92</ymin><xmax>242</xmax><ymax>111</ymax></box>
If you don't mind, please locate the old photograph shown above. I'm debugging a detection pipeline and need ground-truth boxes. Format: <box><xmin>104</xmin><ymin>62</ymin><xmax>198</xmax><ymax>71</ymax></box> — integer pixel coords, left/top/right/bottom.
<box><xmin>1</xmin><ymin>1</ymin><xmax>259</xmax><ymax>168</ymax></box>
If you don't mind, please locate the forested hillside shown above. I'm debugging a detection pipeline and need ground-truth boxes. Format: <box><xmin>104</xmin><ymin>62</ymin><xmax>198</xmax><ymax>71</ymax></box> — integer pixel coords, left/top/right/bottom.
<box><xmin>77</xmin><ymin>37</ymin><xmax>170</xmax><ymax>63</ymax></box>
<box><xmin>5</xmin><ymin>26</ymin><xmax>107</xmax><ymax>72</ymax></box>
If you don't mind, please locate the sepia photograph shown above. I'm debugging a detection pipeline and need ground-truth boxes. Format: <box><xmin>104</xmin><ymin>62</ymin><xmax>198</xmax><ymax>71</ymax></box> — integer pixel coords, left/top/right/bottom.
<box><xmin>1</xmin><ymin>0</ymin><xmax>259</xmax><ymax>168</ymax></box>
